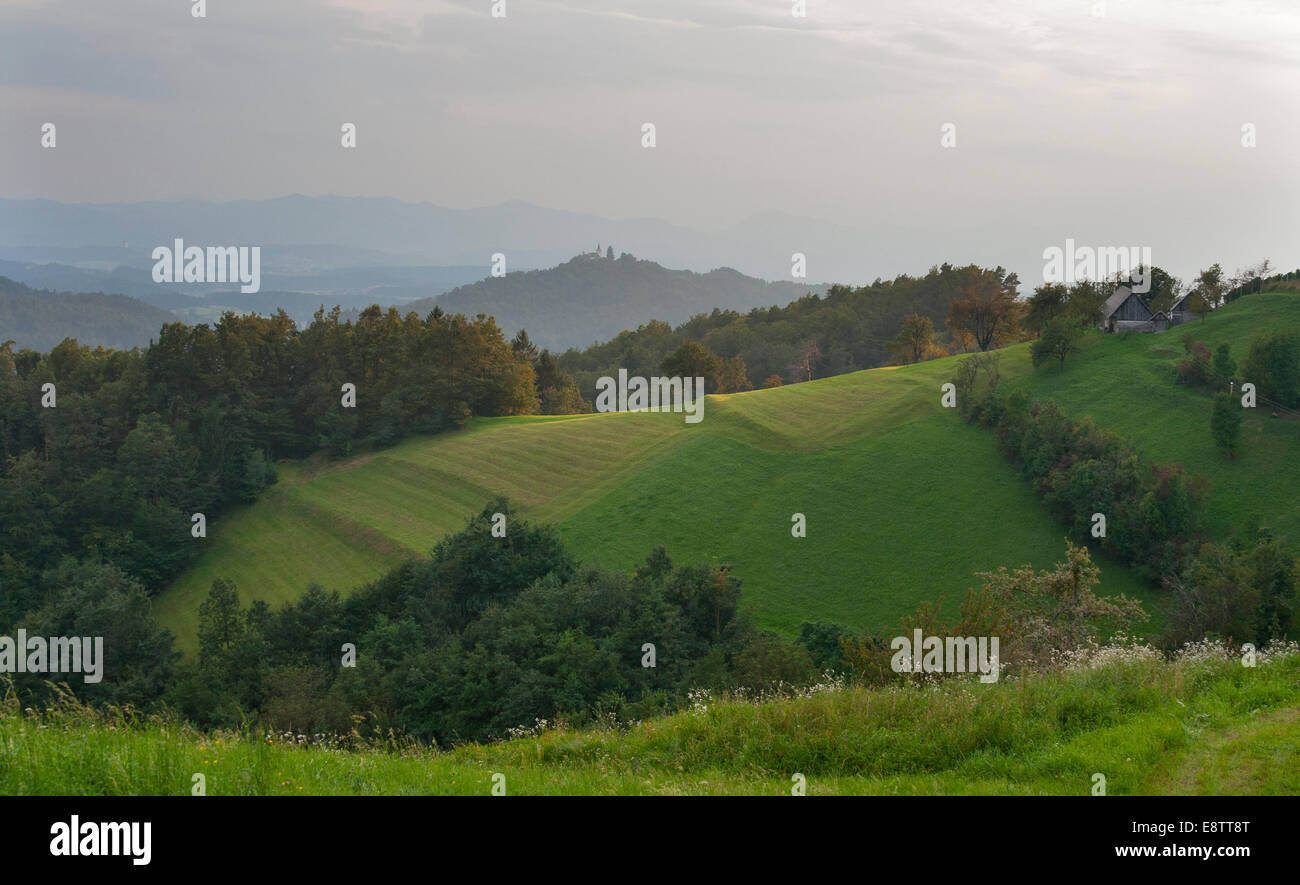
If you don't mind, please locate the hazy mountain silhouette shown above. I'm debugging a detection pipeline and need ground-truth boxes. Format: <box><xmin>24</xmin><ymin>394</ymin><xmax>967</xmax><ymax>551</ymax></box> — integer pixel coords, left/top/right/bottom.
<box><xmin>408</xmin><ymin>251</ymin><xmax>828</xmax><ymax>351</ymax></box>
<box><xmin>0</xmin><ymin>195</ymin><xmax>893</xmax><ymax>284</ymax></box>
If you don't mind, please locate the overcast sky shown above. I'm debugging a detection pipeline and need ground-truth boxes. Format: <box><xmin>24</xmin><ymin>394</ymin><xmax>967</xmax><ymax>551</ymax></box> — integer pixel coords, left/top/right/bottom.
<box><xmin>1</xmin><ymin>0</ymin><xmax>1297</xmax><ymax>284</ymax></box>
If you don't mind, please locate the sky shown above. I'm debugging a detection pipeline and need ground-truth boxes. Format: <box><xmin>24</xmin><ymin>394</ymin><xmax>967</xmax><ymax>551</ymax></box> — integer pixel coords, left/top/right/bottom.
<box><xmin>1</xmin><ymin>0</ymin><xmax>1298</xmax><ymax>284</ymax></box>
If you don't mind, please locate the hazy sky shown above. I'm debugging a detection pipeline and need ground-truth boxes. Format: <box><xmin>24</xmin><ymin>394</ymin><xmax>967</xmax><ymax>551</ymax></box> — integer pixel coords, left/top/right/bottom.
<box><xmin>2</xmin><ymin>0</ymin><xmax>1297</xmax><ymax>283</ymax></box>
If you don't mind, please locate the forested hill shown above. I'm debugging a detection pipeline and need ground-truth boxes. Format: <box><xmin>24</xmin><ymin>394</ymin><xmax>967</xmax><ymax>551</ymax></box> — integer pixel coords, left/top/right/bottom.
<box><xmin>556</xmin><ymin>262</ymin><xmax>1021</xmax><ymax>399</ymax></box>
<box><xmin>404</xmin><ymin>252</ymin><xmax>828</xmax><ymax>350</ymax></box>
<box><xmin>0</xmin><ymin>276</ymin><xmax>176</xmax><ymax>351</ymax></box>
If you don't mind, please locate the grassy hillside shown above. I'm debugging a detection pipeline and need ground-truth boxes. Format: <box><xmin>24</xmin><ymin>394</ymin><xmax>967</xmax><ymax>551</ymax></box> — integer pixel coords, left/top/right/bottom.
<box><xmin>1004</xmin><ymin>291</ymin><xmax>1300</xmax><ymax>548</ymax></box>
<box><xmin>155</xmin><ymin>290</ymin><xmax>1300</xmax><ymax>654</ymax></box>
<box><xmin>4</xmin><ymin>646</ymin><xmax>1297</xmax><ymax>795</ymax></box>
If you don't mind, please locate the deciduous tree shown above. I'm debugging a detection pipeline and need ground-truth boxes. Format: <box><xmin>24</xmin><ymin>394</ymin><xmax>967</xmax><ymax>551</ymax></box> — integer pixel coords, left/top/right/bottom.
<box><xmin>1031</xmin><ymin>317</ymin><xmax>1082</xmax><ymax>371</ymax></box>
<box><xmin>888</xmin><ymin>314</ymin><xmax>935</xmax><ymax>364</ymax></box>
<box><xmin>946</xmin><ymin>269</ymin><xmax>1019</xmax><ymax>351</ymax></box>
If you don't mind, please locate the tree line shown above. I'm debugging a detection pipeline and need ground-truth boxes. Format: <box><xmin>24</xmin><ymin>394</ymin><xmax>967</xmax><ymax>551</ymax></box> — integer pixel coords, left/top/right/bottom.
<box><xmin>555</xmin><ymin>263</ymin><xmax>1024</xmax><ymax>399</ymax></box>
<box><xmin>552</xmin><ymin>261</ymin><xmax>1283</xmax><ymax>405</ymax></box>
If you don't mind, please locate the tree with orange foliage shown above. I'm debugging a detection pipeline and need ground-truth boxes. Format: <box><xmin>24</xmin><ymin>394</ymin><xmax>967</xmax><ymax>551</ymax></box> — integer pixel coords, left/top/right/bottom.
<box><xmin>945</xmin><ymin>269</ymin><xmax>1020</xmax><ymax>352</ymax></box>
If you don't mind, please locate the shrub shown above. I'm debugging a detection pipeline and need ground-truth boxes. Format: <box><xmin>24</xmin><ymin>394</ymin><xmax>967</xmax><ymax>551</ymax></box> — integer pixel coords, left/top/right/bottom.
<box><xmin>1176</xmin><ymin>340</ymin><xmax>1214</xmax><ymax>388</ymax></box>
<box><xmin>1210</xmin><ymin>393</ymin><xmax>1241</xmax><ymax>458</ymax></box>
<box><xmin>1213</xmin><ymin>343</ymin><xmax>1237</xmax><ymax>383</ymax></box>
<box><xmin>1243</xmin><ymin>330</ymin><xmax>1300</xmax><ymax>408</ymax></box>
<box><xmin>983</xmin><ymin>394</ymin><xmax>1204</xmax><ymax>581</ymax></box>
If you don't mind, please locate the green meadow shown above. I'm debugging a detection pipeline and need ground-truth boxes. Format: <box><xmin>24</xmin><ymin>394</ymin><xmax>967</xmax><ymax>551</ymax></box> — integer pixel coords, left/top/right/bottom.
<box><xmin>154</xmin><ymin>290</ymin><xmax>1300</xmax><ymax>653</ymax></box>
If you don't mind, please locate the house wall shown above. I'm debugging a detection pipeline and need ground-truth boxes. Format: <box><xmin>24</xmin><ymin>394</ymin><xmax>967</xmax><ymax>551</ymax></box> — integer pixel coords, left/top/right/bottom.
<box><xmin>1102</xmin><ymin>291</ymin><xmax>1160</xmax><ymax>332</ymax></box>
<box><xmin>1115</xmin><ymin>319</ymin><xmax>1157</xmax><ymax>332</ymax></box>
<box><xmin>1114</xmin><ymin>294</ymin><xmax>1153</xmax><ymax>322</ymax></box>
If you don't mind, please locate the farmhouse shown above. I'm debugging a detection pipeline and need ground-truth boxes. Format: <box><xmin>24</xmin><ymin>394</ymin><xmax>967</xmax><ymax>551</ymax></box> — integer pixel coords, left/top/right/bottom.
<box><xmin>1100</xmin><ymin>286</ymin><xmax>1153</xmax><ymax>332</ymax></box>
<box><xmin>1168</xmin><ymin>294</ymin><xmax>1192</xmax><ymax>326</ymax></box>
<box><xmin>1099</xmin><ymin>286</ymin><xmax>1177</xmax><ymax>333</ymax></box>
<box><xmin>1098</xmin><ymin>286</ymin><xmax>1197</xmax><ymax>334</ymax></box>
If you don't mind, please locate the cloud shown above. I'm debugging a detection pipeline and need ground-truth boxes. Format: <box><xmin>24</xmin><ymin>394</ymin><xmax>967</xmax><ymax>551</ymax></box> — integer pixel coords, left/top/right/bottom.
<box><xmin>0</xmin><ymin>0</ymin><xmax>1296</xmax><ymax>284</ymax></box>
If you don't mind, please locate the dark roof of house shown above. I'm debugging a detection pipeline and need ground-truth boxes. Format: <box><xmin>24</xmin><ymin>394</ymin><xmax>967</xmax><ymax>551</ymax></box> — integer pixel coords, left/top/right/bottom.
<box><xmin>1100</xmin><ymin>286</ymin><xmax>1137</xmax><ymax>319</ymax></box>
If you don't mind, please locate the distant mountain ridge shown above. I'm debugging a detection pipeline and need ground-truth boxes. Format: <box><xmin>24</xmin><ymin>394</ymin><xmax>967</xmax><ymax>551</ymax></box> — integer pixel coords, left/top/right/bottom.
<box><xmin>405</xmin><ymin>251</ymin><xmax>829</xmax><ymax>350</ymax></box>
<box><xmin>0</xmin><ymin>250</ymin><xmax>827</xmax><ymax>351</ymax></box>
<box><xmin>0</xmin><ymin>195</ymin><xmax>893</xmax><ymax>284</ymax></box>
<box><xmin>0</xmin><ymin>259</ymin><xmax>487</xmax><ymax>327</ymax></box>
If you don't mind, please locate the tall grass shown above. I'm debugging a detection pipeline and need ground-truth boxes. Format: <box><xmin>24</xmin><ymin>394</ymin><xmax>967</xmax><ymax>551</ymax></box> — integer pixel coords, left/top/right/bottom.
<box><xmin>4</xmin><ymin>644</ymin><xmax>1297</xmax><ymax>796</ymax></box>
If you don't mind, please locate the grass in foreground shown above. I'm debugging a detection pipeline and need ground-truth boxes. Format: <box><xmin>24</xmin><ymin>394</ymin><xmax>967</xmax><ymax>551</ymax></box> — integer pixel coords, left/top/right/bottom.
<box><xmin>3</xmin><ymin>646</ymin><xmax>1296</xmax><ymax>796</ymax></box>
